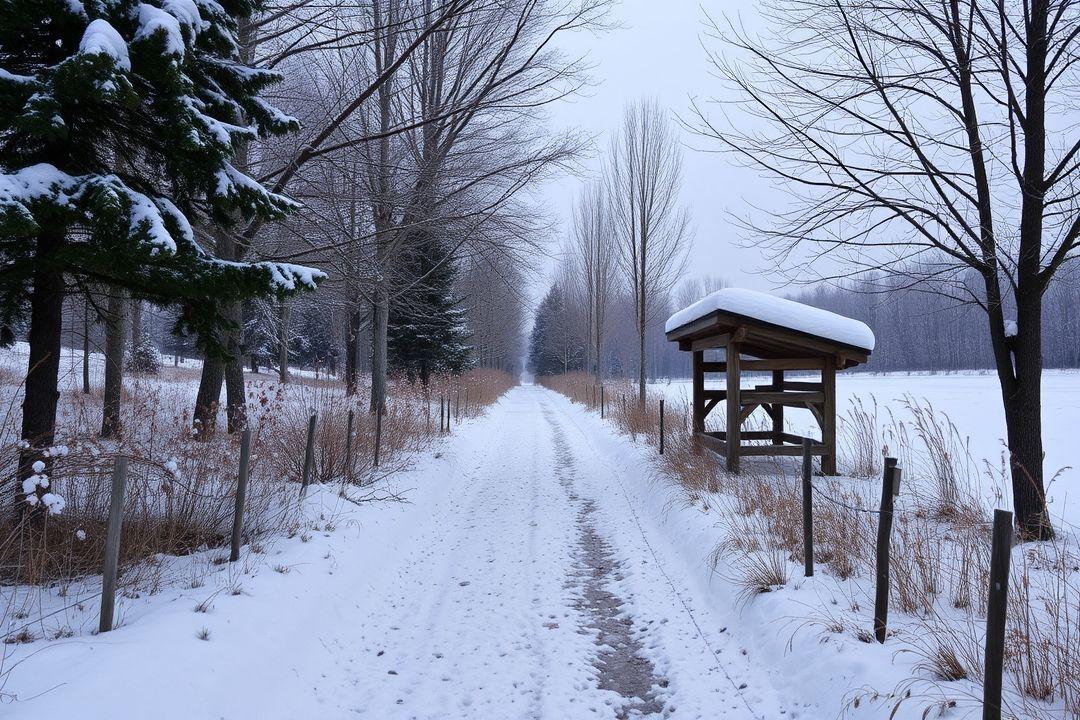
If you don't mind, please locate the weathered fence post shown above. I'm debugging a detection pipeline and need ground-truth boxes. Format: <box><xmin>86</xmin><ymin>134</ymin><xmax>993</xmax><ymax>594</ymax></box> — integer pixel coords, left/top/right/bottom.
<box><xmin>455</xmin><ymin>387</ymin><xmax>460</xmax><ymax>420</ymax></box>
<box><xmin>659</xmin><ymin>398</ymin><xmax>665</xmax><ymax>455</ymax></box>
<box><xmin>373</xmin><ymin>405</ymin><xmax>383</xmax><ymax>470</ymax></box>
<box><xmin>344</xmin><ymin>409</ymin><xmax>354</xmax><ymax>482</ymax></box>
<box><xmin>440</xmin><ymin>394</ymin><xmax>445</xmax><ymax>433</ymax></box>
<box><xmin>464</xmin><ymin>387</ymin><xmax>469</xmax><ymax>416</ymax></box>
<box><xmin>982</xmin><ymin>508</ymin><xmax>1013</xmax><ymax>720</ymax></box>
<box><xmin>600</xmin><ymin>385</ymin><xmax>605</xmax><ymax>418</ymax></box>
<box><xmin>801</xmin><ymin>437</ymin><xmax>814</xmax><ymax>577</ymax></box>
<box><xmin>230</xmin><ymin>429</ymin><xmax>252</xmax><ymax>562</ymax></box>
<box><xmin>99</xmin><ymin>455</ymin><xmax>128</xmax><ymax>633</ymax></box>
<box><xmin>299</xmin><ymin>412</ymin><xmax>317</xmax><ymax>499</ymax></box>
<box><xmin>873</xmin><ymin>458</ymin><xmax>900</xmax><ymax>643</ymax></box>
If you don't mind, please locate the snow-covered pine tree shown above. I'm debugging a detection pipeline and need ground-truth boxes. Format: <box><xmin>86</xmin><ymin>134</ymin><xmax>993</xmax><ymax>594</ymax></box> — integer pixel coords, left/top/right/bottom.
<box><xmin>388</xmin><ymin>234</ymin><xmax>471</xmax><ymax>385</ymax></box>
<box><xmin>0</xmin><ymin>0</ymin><xmax>323</xmax><ymax>514</ymax></box>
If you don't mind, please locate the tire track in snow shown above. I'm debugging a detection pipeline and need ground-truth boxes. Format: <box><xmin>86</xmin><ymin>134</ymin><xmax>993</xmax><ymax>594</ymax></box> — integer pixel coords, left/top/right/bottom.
<box><xmin>544</xmin><ymin>406</ymin><xmax>668</xmax><ymax>718</ymax></box>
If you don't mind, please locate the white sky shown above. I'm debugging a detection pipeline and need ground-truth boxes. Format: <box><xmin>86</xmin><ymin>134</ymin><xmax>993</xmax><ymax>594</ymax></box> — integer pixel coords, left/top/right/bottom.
<box><xmin>535</xmin><ymin>0</ymin><xmax>777</xmax><ymax>303</ymax></box>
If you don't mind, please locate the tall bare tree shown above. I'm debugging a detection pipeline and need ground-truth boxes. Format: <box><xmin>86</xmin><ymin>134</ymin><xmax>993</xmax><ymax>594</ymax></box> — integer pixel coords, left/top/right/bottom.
<box><xmin>572</xmin><ymin>181</ymin><xmax>615</xmax><ymax>383</ymax></box>
<box><xmin>608</xmin><ymin>98</ymin><xmax>691</xmax><ymax>405</ymax></box>
<box><xmin>695</xmin><ymin>0</ymin><xmax>1080</xmax><ymax>538</ymax></box>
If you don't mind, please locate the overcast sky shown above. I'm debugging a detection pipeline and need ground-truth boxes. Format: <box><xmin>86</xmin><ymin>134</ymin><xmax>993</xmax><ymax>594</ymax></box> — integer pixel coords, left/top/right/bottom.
<box><xmin>535</xmin><ymin>0</ymin><xmax>777</xmax><ymax>305</ymax></box>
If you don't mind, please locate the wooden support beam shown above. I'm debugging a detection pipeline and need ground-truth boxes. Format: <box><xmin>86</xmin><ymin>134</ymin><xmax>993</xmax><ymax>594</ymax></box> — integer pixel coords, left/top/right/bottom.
<box><xmin>741</xmin><ymin>444</ymin><xmax>827</xmax><ymax>457</ymax></box>
<box><xmin>703</xmin><ymin>396</ymin><xmax>722</xmax><ymax>418</ymax></box>
<box><xmin>737</xmin><ymin>403</ymin><xmax>759</xmax><ymax>424</ymax></box>
<box><xmin>740</xmin><ymin>390</ymin><xmax>825</xmax><ymax>405</ymax></box>
<box><xmin>726</xmin><ymin>338</ymin><xmax>741</xmax><ymax>474</ymax></box>
<box><xmin>692</xmin><ymin>350</ymin><xmax>704</xmax><ymax>435</ymax></box>
<box><xmin>822</xmin><ymin>355</ymin><xmax>837</xmax><ymax>475</ymax></box>
<box><xmin>805</xmin><ymin>402</ymin><xmax>824</xmax><ymax>428</ymax></box>
<box><xmin>771</xmin><ymin>370</ymin><xmax>784</xmax><ymax>445</ymax></box>
<box><xmin>741</xmin><ymin>358</ymin><xmax>826</xmax><ymax>371</ymax></box>
<box><xmin>690</xmin><ymin>326</ymin><xmax>747</xmax><ymax>352</ymax></box>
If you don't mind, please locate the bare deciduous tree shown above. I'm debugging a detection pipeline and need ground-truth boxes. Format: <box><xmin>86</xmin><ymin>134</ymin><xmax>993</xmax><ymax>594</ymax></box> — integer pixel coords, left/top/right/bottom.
<box><xmin>608</xmin><ymin>98</ymin><xmax>691</xmax><ymax>406</ymax></box>
<box><xmin>572</xmin><ymin>181</ymin><xmax>616</xmax><ymax>383</ymax></box>
<box><xmin>694</xmin><ymin>0</ymin><xmax>1080</xmax><ymax>538</ymax></box>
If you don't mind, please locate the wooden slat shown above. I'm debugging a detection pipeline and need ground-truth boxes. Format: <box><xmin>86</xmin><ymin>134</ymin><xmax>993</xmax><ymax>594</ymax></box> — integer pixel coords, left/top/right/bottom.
<box><xmin>697</xmin><ymin>432</ymin><xmax>728</xmax><ymax>455</ymax></box>
<box><xmin>740</xmin><ymin>390</ymin><xmax>825</xmax><ymax>405</ymax></box>
<box><xmin>740</xmin><ymin>358</ymin><xmax>826</xmax><ymax>371</ymax></box>
<box><xmin>740</xmin><ymin>444</ymin><xmax>827</xmax><ymax>457</ymax></box>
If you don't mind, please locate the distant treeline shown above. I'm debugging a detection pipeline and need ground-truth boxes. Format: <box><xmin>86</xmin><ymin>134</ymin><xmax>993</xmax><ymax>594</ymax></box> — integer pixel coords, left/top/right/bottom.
<box><xmin>790</xmin><ymin>275</ymin><xmax>1080</xmax><ymax>372</ymax></box>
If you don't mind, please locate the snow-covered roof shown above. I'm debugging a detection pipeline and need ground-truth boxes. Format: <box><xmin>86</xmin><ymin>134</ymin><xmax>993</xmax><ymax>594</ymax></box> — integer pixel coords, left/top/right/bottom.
<box><xmin>665</xmin><ymin>288</ymin><xmax>876</xmax><ymax>353</ymax></box>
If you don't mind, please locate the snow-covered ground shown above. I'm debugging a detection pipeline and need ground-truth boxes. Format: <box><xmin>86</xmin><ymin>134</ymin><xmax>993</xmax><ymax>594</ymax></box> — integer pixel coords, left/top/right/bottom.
<box><xmin>651</xmin><ymin>370</ymin><xmax>1080</xmax><ymax>526</ymax></box>
<box><xmin>2</xmin><ymin>368</ymin><xmax>1077</xmax><ymax>718</ymax></box>
<box><xmin>3</xmin><ymin>385</ymin><xmax>801</xmax><ymax>719</ymax></box>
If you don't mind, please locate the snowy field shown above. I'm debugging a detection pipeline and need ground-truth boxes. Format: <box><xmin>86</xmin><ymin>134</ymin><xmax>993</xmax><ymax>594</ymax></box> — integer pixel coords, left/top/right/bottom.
<box><xmin>1</xmin><ymin>355</ymin><xmax>1077</xmax><ymax>718</ymax></box>
<box><xmin>1</xmin><ymin>382</ymin><xmax>1003</xmax><ymax>720</ymax></box>
<box><xmin>651</xmin><ymin>370</ymin><xmax>1080</xmax><ymax>526</ymax></box>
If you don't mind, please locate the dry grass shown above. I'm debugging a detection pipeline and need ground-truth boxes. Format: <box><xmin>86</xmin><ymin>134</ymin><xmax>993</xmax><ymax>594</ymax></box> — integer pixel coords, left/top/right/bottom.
<box><xmin>541</xmin><ymin>371</ymin><xmax>1080</xmax><ymax>718</ymax></box>
<box><xmin>0</xmin><ymin>362</ymin><xmax>515</xmax><ymax>597</ymax></box>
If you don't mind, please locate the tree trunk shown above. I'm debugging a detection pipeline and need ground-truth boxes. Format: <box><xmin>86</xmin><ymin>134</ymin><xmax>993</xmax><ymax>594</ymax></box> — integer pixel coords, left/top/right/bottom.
<box><xmin>277</xmin><ymin>301</ymin><xmax>290</xmax><ymax>384</ymax></box>
<box><xmin>637</xmin><ymin>304</ymin><xmax>646</xmax><ymax>407</ymax></box>
<box><xmin>1001</xmin><ymin>291</ymin><xmax>1052</xmax><ymax>539</ymax></box>
<box><xmin>100</xmin><ymin>289</ymin><xmax>127</xmax><ymax>438</ymax></box>
<box><xmin>345</xmin><ymin>307</ymin><xmax>361</xmax><ymax>396</ymax></box>
<box><xmin>193</xmin><ymin>356</ymin><xmax>224</xmax><ymax>439</ymax></box>
<box><xmin>370</xmin><ymin>282</ymin><xmax>388</xmax><ymax>413</ymax></box>
<box><xmin>129</xmin><ymin>298</ymin><xmax>142</xmax><ymax>345</ymax></box>
<box><xmin>17</xmin><ymin>228</ymin><xmax>65</xmax><ymax>517</ymax></box>
<box><xmin>222</xmin><ymin>300</ymin><xmax>246</xmax><ymax>433</ymax></box>
<box><xmin>82</xmin><ymin>295</ymin><xmax>91</xmax><ymax>394</ymax></box>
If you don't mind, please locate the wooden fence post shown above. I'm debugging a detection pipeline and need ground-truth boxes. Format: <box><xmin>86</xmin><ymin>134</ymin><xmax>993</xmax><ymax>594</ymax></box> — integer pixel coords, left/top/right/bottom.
<box><xmin>344</xmin><ymin>409</ymin><xmax>354</xmax><ymax>482</ymax></box>
<box><xmin>982</xmin><ymin>509</ymin><xmax>1013</xmax><ymax>720</ymax></box>
<box><xmin>801</xmin><ymin>438</ymin><xmax>814</xmax><ymax>577</ymax></box>
<box><xmin>600</xmin><ymin>385</ymin><xmax>605</xmax><ymax>418</ymax></box>
<box><xmin>455</xmin><ymin>387</ymin><xmax>460</xmax><ymax>420</ymax></box>
<box><xmin>464</xmin><ymin>387</ymin><xmax>469</xmax><ymax>416</ymax></box>
<box><xmin>440</xmin><ymin>394</ymin><xmax>445</xmax><ymax>433</ymax></box>
<box><xmin>99</xmin><ymin>456</ymin><xmax>128</xmax><ymax>633</ymax></box>
<box><xmin>659</xmin><ymin>398</ymin><xmax>665</xmax><ymax>455</ymax></box>
<box><xmin>299</xmin><ymin>412</ymin><xmax>316</xmax><ymax>499</ymax></box>
<box><xmin>873</xmin><ymin>458</ymin><xmax>900</xmax><ymax>643</ymax></box>
<box><xmin>230</xmin><ymin>429</ymin><xmax>252</xmax><ymax>562</ymax></box>
<box><xmin>373</xmin><ymin>406</ymin><xmax>383</xmax><ymax>470</ymax></box>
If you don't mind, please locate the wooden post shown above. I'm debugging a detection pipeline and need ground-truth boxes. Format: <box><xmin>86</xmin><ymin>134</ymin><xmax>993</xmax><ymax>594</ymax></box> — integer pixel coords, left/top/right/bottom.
<box><xmin>982</xmin><ymin>509</ymin><xmax>1013</xmax><ymax>720</ymax></box>
<box><xmin>801</xmin><ymin>437</ymin><xmax>814</xmax><ymax>577</ymax></box>
<box><xmin>229</xmin><ymin>429</ymin><xmax>252</xmax><ymax>562</ymax></box>
<box><xmin>440</xmin><ymin>394</ymin><xmax>445</xmax><ymax>433</ymax></box>
<box><xmin>464</xmin><ymin>387</ymin><xmax>469</xmax><ymax>416</ymax></box>
<box><xmin>772</xmin><ymin>369</ymin><xmax>785</xmax><ymax>445</ymax></box>
<box><xmin>373</xmin><ymin>406</ymin><xmax>383</xmax><ymax>470</ymax></box>
<box><xmin>600</xmin><ymin>385</ymin><xmax>605</xmax><ymax>418</ymax></box>
<box><xmin>821</xmin><ymin>356</ymin><xmax>837</xmax><ymax>475</ymax></box>
<box><xmin>455</xmin><ymin>387</ymin><xmax>460</xmax><ymax>420</ymax></box>
<box><xmin>659</xmin><ymin>398</ymin><xmax>665</xmax><ymax>455</ymax></box>
<box><xmin>299</xmin><ymin>412</ymin><xmax>316</xmax><ymax>498</ymax></box>
<box><xmin>873</xmin><ymin>458</ymin><xmax>900</xmax><ymax>643</ymax></box>
<box><xmin>99</xmin><ymin>456</ymin><xmax>128</xmax><ymax>633</ymax></box>
<box><xmin>725</xmin><ymin>340</ymin><xmax>741</xmax><ymax>473</ymax></box>
<box><xmin>344</xmin><ymin>409</ymin><xmax>354</xmax><ymax>482</ymax></box>
<box><xmin>691</xmin><ymin>350</ymin><xmax>704</xmax><ymax>436</ymax></box>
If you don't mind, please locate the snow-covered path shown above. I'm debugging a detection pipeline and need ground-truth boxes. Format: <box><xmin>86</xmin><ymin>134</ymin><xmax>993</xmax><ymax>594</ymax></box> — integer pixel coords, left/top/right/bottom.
<box><xmin>5</xmin><ymin>385</ymin><xmax>792</xmax><ymax>719</ymax></box>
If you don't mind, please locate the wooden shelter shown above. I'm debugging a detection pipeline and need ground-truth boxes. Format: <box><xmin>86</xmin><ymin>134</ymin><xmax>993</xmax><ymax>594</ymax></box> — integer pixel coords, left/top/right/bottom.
<box><xmin>665</xmin><ymin>289</ymin><xmax>874</xmax><ymax>475</ymax></box>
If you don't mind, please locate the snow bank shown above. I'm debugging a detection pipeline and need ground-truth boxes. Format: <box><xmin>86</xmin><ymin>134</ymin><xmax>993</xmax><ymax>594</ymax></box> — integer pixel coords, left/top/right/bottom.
<box><xmin>665</xmin><ymin>287</ymin><xmax>876</xmax><ymax>352</ymax></box>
